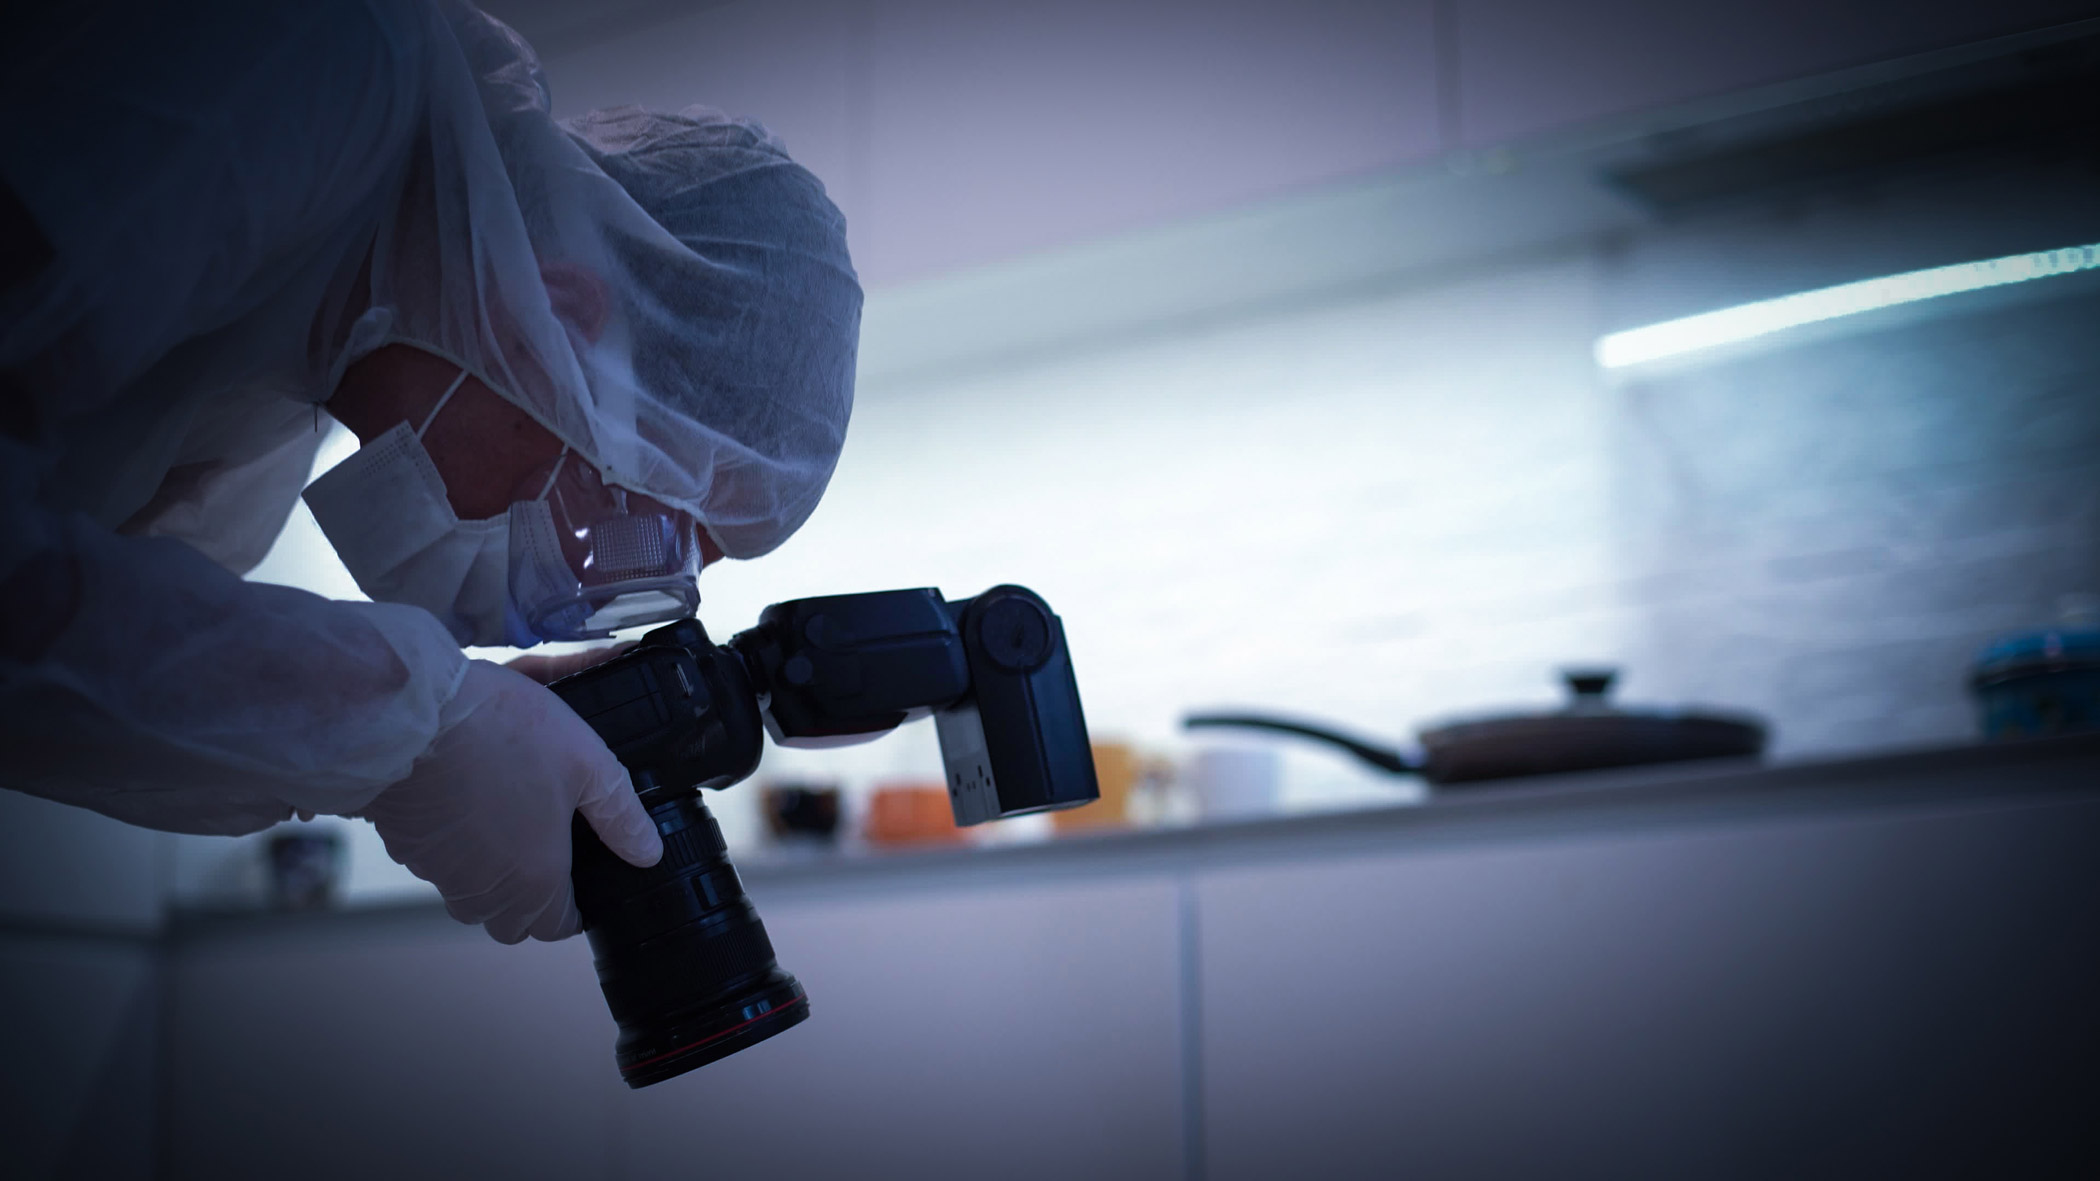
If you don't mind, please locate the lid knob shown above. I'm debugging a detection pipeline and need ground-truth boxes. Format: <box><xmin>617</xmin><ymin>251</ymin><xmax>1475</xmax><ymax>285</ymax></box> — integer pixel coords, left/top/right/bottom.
<box><xmin>1561</xmin><ymin>668</ymin><xmax>1618</xmax><ymax>701</ymax></box>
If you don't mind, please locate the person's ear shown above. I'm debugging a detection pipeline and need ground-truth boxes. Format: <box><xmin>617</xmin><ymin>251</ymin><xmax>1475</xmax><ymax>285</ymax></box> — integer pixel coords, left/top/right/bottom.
<box><xmin>541</xmin><ymin>261</ymin><xmax>612</xmax><ymax>345</ymax></box>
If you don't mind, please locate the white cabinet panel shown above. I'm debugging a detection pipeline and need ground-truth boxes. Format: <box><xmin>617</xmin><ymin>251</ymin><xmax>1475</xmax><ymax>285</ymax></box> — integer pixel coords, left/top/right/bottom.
<box><xmin>0</xmin><ymin>936</ymin><xmax>158</xmax><ymax>1181</ymax></box>
<box><xmin>161</xmin><ymin>876</ymin><xmax>1184</xmax><ymax>1181</ymax></box>
<box><xmin>862</xmin><ymin>0</ymin><xmax>1442</xmax><ymax>284</ymax></box>
<box><xmin>615</xmin><ymin>876</ymin><xmax>1185</xmax><ymax>1181</ymax></box>
<box><xmin>0</xmin><ymin>790</ymin><xmax>163</xmax><ymax>931</ymax></box>
<box><xmin>164</xmin><ymin>920</ymin><xmax>621</xmax><ymax>1181</ymax></box>
<box><xmin>1197</xmin><ymin>800</ymin><xmax>2100</xmax><ymax>1179</ymax></box>
<box><xmin>1454</xmin><ymin>0</ymin><xmax>2100</xmax><ymax>148</ymax></box>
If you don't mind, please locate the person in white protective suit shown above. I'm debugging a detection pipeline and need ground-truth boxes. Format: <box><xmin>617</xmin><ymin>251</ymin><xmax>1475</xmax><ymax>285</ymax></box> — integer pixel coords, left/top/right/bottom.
<box><xmin>0</xmin><ymin>0</ymin><xmax>862</xmax><ymax>943</ymax></box>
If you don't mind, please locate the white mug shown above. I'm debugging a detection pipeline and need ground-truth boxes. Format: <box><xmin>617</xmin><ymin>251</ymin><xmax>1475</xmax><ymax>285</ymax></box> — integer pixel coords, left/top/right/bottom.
<box><xmin>1185</xmin><ymin>745</ymin><xmax>1281</xmax><ymax>821</ymax></box>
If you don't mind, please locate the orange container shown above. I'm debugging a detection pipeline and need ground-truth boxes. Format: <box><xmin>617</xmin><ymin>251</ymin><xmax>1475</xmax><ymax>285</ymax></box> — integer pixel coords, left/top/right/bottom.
<box><xmin>862</xmin><ymin>781</ymin><xmax>966</xmax><ymax>847</ymax></box>
<box><xmin>1051</xmin><ymin>741</ymin><xmax>1153</xmax><ymax>833</ymax></box>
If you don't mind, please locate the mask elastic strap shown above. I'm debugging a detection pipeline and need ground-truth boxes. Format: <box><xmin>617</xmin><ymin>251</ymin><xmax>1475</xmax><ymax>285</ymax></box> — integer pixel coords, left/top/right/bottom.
<box><xmin>533</xmin><ymin>447</ymin><xmax>570</xmax><ymax>502</ymax></box>
<box><xmin>414</xmin><ymin>369</ymin><xmax>472</xmax><ymax>440</ymax></box>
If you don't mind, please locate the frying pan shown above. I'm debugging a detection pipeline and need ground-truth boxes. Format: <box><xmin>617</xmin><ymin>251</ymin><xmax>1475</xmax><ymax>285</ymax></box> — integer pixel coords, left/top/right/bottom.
<box><xmin>1185</xmin><ymin>669</ymin><xmax>1767</xmax><ymax>787</ymax></box>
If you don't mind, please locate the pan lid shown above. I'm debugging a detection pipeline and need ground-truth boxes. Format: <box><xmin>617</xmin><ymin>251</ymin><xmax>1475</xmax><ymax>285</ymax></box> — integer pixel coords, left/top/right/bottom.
<box><xmin>1183</xmin><ymin>668</ymin><xmax>1770</xmax><ymax>787</ymax></box>
<box><xmin>1417</xmin><ymin>668</ymin><xmax>1768</xmax><ymax>784</ymax></box>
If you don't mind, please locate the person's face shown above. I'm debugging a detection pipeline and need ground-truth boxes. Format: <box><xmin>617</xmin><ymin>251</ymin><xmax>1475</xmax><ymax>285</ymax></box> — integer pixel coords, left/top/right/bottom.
<box><xmin>324</xmin><ymin>264</ymin><xmax>724</xmax><ymax>566</ymax></box>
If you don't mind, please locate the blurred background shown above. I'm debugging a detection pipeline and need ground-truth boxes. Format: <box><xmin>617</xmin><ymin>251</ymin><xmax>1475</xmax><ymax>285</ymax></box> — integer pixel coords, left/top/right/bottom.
<box><xmin>6</xmin><ymin>1</ymin><xmax>2100</xmax><ymax>1177</ymax></box>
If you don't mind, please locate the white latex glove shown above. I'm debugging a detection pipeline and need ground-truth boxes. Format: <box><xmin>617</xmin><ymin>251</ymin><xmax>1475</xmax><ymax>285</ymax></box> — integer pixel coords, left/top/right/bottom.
<box><xmin>359</xmin><ymin>660</ymin><xmax>663</xmax><ymax>943</ymax></box>
<box><xmin>504</xmin><ymin>642</ymin><xmax>635</xmax><ymax>686</ymax></box>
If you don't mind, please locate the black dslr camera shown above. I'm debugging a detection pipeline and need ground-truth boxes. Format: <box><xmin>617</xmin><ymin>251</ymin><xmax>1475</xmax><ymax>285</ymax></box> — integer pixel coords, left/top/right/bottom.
<box><xmin>549</xmin><ymin>585</ymin><xmax>1096</xmax><ymax>1088</ymax></box>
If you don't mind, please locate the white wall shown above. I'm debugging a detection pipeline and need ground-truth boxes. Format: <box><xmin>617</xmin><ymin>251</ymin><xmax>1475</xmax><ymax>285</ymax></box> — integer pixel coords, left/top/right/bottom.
<box><xmin>489</xmin><ymin>0</ymin><xmax>2100</xmax><ymax>287</ymax></box>
<box><xmin>720</xmin><ymin>252</ymin><xmax>1623</xmax><ymax>762</ymax></box>
<box><xmin>1596</xmin><ymin>162</ymin><xmax>2100</xmax><ymax>757</ymax></box>
<box><xmin>1606</xmin><ymin>292</ymin><xmax>2100</xmax><ymax>757</ymax></box>
<box><xmin>517</xmin><ymin>0</ymin><xmax>1446</xmax><ymax>286</ymax></box>
<box><xmin>706</xmin><ymin>164</ymin><xmax>2100</xmax><ymax>799</ymax></box>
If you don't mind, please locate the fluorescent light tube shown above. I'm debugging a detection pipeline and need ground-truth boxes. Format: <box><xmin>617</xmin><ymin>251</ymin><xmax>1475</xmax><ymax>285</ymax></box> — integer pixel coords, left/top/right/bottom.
<box><xmin>1596</xmin><ymin>243</ymin><xmax>2100</xmax><ymax>369</ymax></box>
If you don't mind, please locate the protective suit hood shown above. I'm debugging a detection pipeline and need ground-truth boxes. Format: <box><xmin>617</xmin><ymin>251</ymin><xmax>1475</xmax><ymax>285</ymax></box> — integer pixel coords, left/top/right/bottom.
<box><xmin>317</xmin><ymin>2</ymin><xmax>862</xmax><ymax>559</ymax></box>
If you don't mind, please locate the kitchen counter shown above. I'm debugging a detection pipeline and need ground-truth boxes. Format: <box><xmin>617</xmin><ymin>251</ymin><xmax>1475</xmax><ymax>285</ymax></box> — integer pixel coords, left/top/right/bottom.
<box><xmin>166</xmin><ymin>731</ymin><xmax>2100</xmax><ymax>937</ymax></box>
<box><xmin>147</xmin><ymin>729</ymin><xmax>2100</xmax><ymax>1180</ymax></box>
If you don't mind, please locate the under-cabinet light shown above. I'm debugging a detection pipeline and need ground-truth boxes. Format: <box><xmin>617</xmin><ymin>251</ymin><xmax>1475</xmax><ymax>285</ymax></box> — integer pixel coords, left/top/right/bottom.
<box><xmin>1595</xmin><ymin>243</ymin><xmax>2100</xmax><ymax>369</ymax></box>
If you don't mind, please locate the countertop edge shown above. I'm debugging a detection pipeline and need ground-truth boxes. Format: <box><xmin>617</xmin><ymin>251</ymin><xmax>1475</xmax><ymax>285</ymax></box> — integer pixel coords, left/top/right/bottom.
<box><xmin>159</xmin><ymin>733</ymin><xmax>2100</xmax><ymax>941</ymax></box>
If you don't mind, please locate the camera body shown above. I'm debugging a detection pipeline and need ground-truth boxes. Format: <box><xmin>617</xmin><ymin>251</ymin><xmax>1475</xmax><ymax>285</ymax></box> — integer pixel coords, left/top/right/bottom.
<box><xmin>550</xmin><ymin>584</ymin><xmax>1097</xmax><ymax>1087</ymax></box>
<box><xmin>558</xmin><ymin>584</ymin><xmax>1096</xmax><ymax>822</ymax></box>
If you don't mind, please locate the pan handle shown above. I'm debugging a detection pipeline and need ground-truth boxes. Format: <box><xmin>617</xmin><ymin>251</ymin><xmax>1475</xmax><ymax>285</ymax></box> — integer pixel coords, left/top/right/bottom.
<box><xmin>1183</xmin><ymin>712</ymin><xmax>1423</xmax><ymax>777</ymax></box>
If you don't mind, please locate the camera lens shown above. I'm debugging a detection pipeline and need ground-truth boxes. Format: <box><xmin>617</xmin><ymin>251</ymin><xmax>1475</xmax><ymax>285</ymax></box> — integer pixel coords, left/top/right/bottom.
<box><xmin>570</xmin><ymin>792</ymin><xmax>808</xmax><ymax>1088</ymax></box>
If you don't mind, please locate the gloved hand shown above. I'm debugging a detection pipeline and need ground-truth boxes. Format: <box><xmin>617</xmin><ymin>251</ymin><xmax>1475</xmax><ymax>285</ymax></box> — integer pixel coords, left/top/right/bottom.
<box><xmin>503</xmin><ymin>641</ymin><xmax>635</xmax><ymax>685</ymax></box>
<box><xmin>359</xmin><ymin>659</ymin><xmax>663</xmax><ymax>943</ymax></box>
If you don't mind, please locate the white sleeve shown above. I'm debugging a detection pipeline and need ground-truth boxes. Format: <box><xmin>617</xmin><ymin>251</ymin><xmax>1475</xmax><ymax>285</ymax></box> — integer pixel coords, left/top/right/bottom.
<box><xmin>0</xmin><ymin>444</ymin><xmax>468</xmax><ymax>836</ymax></box>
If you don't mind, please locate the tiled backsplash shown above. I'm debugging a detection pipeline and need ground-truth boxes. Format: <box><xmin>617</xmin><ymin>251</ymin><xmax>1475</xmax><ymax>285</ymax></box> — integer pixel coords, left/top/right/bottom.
<box><xmin>721</xmin><ymin>252</ymin><xmax>1630</xmax><ymax>800</ymax></box>
<box><xmin>1609</xmin><ymin>289</ymin><xmax>2100</xmax><ymax>757</ymax></box>
<box><xmin>736</xmin><ymin>257</ymin><xmax>2097</xmax><ymax>798</ymax></box>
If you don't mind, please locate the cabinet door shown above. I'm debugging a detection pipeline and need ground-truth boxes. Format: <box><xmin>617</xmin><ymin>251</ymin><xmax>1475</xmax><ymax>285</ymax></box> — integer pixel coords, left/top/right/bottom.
<box><xmin>1454</xmin><ymin>0</ymin><xmax>2100</xmax><ymax>148</ymax></box>
<box><xmin>0</xmin><ymin>790</ymin><xmax>164</xmax><ymax>931</ymax></box>
<box><xmin>614</xmin><ymin>875</ymin><xmax>1186</xmax><ymax>1181</ymax></box>
<box><xmin>0</xmin><ymin>936</ymin><xmax>158</xmax><ymax>1181</ymax></box>
<box><xmin>164</xmin><ymin>916</ymin><xmax>621</xmax><ymax>1181</ymax></box>
<box><xmin>862</xmin><ymin>0</ymin><xmax>1442</xmax><ymax>284</ymax></box>
<box><xmin>1196</xmin><ymin>799</ymin><xmax>2100</xmax><ymax>1179</ymax></box>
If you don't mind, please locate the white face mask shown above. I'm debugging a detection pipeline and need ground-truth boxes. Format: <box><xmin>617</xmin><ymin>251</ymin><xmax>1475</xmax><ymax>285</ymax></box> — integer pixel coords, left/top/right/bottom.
<box><xmin>305</xmin><ymin>371</ymin><xmax>526</xmax><ymax>648</ymax></box>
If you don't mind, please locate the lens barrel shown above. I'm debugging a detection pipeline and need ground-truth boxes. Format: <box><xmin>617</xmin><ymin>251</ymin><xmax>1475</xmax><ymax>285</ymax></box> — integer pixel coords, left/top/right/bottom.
<box><xmin>570</xmin><ymin>792</ymin><xmax>808</xmax><ymax>1088</ymax></box>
